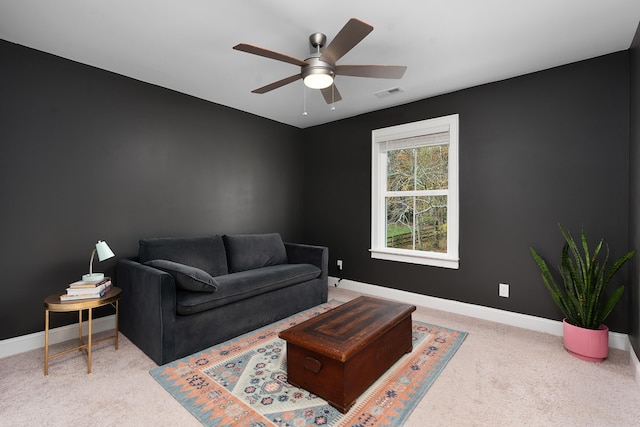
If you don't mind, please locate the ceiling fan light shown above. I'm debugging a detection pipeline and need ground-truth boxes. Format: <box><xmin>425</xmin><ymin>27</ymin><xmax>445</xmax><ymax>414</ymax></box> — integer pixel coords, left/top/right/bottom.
<box><xmin>303</xmin><ymin>73</ymin><xmax>333</xmax><ymax>89</ymax></box>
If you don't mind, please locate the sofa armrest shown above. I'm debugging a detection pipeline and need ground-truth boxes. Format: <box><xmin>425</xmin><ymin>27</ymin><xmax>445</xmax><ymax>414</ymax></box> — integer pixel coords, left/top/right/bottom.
<box><xmin>284</xmin><ymin>243</ymin><xmax>328</xmax><ymax>285</ymax></box>
<box><xmin>116</xmin><ymin>259</ymin><xmax>177</xmax><ymax>365</ymax></box>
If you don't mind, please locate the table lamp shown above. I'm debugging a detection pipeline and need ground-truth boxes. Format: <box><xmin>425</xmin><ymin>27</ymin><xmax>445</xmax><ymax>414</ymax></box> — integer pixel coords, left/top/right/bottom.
<box><xmin>82</xmin><ymin>240</ymin><xmax>115</xmax><ymax>282</ymax></box>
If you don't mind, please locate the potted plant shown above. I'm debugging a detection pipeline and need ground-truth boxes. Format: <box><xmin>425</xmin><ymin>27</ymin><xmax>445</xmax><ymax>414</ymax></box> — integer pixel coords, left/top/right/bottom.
<box><xmin>530</xmin><ymin>224</ymin><xmax>635</xmax><ymax>362</ymax></box>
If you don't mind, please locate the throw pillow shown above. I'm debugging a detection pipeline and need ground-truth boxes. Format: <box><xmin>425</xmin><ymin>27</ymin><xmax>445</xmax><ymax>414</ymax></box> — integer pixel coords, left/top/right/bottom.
<box><xmin>144</xmin><ymin>259</ymin><xmax>219</xmax><ymax>293</ymax></box>
<box><xmin>223</xmin><ymin>233</ymin><xmax>288</xmax><ymax>273</ymax></box>
<box><xmin>139</xmin><ymin>235</ymin><xmax>228</xmax><ymax>277</ymax></box>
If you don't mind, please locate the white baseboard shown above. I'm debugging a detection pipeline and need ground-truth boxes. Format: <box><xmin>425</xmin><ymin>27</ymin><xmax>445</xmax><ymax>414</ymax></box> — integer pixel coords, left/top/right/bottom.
<box><xmin>632</xmin><ymin>345</ymin><xmax>640</xmax><ymax>390</ymax></box>
<box><xmin>329</xmin><ymin>277</ymin><xmax>630</xmax><ymax>351</ymax></box>
<box><xmin>0</xmin><ymin>315</ymin><xmax>116</xmax><ymax>359</ymax></box>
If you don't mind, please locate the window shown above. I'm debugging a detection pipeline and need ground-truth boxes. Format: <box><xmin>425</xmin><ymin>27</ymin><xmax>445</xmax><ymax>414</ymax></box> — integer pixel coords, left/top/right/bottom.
<box><xmin>371</xmin><ymin>114</ymin><xmax>459</xmax><ymax>268</ymax></box>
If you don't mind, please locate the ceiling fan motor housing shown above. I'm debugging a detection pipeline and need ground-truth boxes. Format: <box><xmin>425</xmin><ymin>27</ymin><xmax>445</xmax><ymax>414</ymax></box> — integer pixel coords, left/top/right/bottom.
<box><xmin>302</xmin><ymin>56</ymin><xmax>335</xmax><ymax>78</ymax></box>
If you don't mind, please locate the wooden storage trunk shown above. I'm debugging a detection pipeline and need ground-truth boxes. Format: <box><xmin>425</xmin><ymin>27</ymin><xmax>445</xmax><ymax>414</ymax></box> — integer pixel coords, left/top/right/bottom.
<box><xmin>278</xmin><ymin>296</ymin><xmax>416</xmax><ymax>413</ymax></box>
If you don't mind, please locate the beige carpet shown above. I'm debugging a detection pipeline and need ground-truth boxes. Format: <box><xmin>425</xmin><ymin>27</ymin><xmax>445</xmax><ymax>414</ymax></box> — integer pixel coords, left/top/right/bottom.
<box><xmin>1</xmin><ymin>286</ymin><xmax>639</xmax><ymax>426</ymax></box>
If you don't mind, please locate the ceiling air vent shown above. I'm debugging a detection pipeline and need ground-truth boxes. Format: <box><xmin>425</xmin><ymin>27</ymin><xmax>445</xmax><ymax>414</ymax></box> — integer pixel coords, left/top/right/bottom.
<box><xmin>374</xmin><ymin>87</ymin><xmax>404</xmax><ymax>99</ymax></box>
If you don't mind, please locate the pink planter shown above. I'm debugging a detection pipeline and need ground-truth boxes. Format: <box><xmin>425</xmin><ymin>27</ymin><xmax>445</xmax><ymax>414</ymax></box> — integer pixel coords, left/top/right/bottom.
<box><xmin>562</xmin><ymin>319</ymin><xmax>609</xmax><ymax>362</ymax></box>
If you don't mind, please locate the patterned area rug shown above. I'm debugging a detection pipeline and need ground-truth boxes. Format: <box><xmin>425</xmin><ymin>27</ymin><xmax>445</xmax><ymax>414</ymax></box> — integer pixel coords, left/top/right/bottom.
<box><xmin>150</xmin><ymin>300</ymin><xmax>467</xmax><ymax>426</ymax></box>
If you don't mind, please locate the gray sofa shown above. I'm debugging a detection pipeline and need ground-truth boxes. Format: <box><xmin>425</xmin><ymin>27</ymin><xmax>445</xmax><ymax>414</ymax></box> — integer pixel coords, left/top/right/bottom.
<box><xmin>116</xmin><ymin>233</ymin><xmax>328</xmax><ymax>365</ymax></box>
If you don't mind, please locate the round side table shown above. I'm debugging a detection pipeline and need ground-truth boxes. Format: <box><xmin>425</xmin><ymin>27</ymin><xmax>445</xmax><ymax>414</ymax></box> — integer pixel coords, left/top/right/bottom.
<box><xmin>43</xmin><ymin>287</ymin><xmax>121</xmax><ymax>375</ymax></box>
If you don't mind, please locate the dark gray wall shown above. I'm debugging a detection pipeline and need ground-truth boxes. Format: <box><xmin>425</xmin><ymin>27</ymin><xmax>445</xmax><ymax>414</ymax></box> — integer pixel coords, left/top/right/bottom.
<box><xmin>630</xmin><ymin>23</ymin><xmax>640</xmax><ymax>358</ymax></box>
<box><xmin>0</xmin><ymin>40</ymin><xmax>304</xmax><ymax>339</ymax></box>
<box><xmin>302</xmin><ymin>51</ymin><xmax>632</xmax><ymax>333</ymax></box>
<box><xmin>2</xmin><ymin>37</ymin><xmax>637</xmax><ymax>347</ymax></box>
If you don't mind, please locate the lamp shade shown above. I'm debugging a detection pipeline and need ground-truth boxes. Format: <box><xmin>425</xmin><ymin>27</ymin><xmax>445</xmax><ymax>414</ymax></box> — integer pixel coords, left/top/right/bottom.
<box><xmin>82</xmin><ymin>240</ymin><xmax>115</xmax><ymax>282</ymax></box>
<box><xmin>95</xmin><ymin>240</ymin><xmax>115</xmax><ymax>261</ymax></box>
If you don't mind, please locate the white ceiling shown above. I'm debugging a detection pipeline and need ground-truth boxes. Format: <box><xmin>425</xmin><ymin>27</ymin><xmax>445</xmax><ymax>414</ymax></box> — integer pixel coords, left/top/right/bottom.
<box><xmin>1</xmin><ymin>1</ymin><xmax>640</xmax><ymax>129</ymax></box>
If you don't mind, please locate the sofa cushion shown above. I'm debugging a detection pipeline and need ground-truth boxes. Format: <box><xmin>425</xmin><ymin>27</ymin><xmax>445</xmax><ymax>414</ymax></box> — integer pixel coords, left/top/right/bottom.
<box><xmin>139</xmin><ymin>235</ymin><xmax>228</xmax><ymax>277</ymax></box>
<box><xmin>223</xmin><ymin>233</ymin><xmax>288</xmax><ymax>273</ymax></box>
<box><xmin>175</xmin><ymin>263</ymin><xmax>321</xmax><ymax>315</ymax></box>
<box><xmin>145</xmin><ymin>259</ymin><xmax>219</xmax><ymax>293</ymax></box>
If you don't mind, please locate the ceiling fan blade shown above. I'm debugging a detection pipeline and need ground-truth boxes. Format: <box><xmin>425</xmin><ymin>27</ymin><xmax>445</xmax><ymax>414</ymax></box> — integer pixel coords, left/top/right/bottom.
<box><xmin>320</xmin><ymin>18</ymin><xmax>373</xmax><ymax>65</ymax></box>
<box><xmin>335</xmin><ymin>64</ymin><xmax>407</xmax><ymax>79</ymax></box>
<box><xmin>252</xmin><ymin>74</ymin><xmax>301</xmax><ymax>94</ymax></box>
<box><xmin>233</xmin><ymin>43</ymin><xmax>308</xmax><ymax>67</ymax></box>
<box><xmin>320</xmin><ymin>84</ymin><xmax>342</xmax><ymax>104</ymax></box>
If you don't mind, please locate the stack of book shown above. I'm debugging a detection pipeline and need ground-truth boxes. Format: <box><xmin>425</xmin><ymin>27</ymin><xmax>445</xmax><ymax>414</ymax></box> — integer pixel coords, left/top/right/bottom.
<box><xmin>59</xmin><ymin>277</ymin><xmax>113</xmax><ymax>301</ymax></box>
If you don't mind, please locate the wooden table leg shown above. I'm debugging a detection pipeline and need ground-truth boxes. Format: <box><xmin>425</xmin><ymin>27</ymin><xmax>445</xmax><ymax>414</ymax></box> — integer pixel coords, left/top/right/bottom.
<box><xmin>78</xmin><ymin>309</ymin><xmax>83</xmax><ymax>349</ymax></box>
<box><xmin>44</xmin><ymin>309</ymin><xmax>49</xmax><ymax>376</ymax></box>
<box><xmin>87</xmin><ymin>307</ymin><xmax>92</xmax><ymax>374</ymax></box>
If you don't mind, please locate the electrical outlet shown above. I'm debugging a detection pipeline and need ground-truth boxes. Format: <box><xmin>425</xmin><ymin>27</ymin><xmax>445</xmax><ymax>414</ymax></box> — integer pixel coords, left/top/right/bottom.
<box><xmin>499</xmin><ymin>283</ymin><xmax>510</xmax><ymax>298</ymax></box>
<box><xmin>337</xmin><ymin>259</ymin><xmax>343</xmax><ymax>270</ymax></box>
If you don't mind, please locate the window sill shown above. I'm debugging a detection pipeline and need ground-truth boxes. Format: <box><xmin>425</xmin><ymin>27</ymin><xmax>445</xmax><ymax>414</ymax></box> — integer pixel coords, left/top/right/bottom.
<box><xmin>369</xmin><ymin>248</ymin><xmax>459</xmax><ymax>269</ymax></box>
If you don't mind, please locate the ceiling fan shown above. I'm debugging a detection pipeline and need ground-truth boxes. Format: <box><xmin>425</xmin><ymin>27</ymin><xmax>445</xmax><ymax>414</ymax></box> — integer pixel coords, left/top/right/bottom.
<box><xmin>233</xmin><ymin>18</ymin><xmax>407</xmax><ymax>104</ymax></box>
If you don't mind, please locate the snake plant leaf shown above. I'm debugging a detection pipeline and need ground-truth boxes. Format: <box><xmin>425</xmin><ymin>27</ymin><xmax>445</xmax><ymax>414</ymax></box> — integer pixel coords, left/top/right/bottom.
<box><xmin>530</xmin><ymin>247</ymin><xmax>571</xmax><ymax>319</ymax></box>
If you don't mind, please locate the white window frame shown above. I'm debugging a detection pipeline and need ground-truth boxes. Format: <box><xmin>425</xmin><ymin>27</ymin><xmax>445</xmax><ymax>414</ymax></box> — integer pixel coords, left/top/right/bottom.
<box><xmin>370</xmin><ymin>114</ymin><xmax>459</xmax><ymax>269</ymax></box>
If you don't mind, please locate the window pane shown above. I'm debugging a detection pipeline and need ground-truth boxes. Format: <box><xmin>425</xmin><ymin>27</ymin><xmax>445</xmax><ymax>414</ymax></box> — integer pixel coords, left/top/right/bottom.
<box><xmin>415</xmin><ymin>145</ymin><xmax>448</xmax><ymax>191</ymax></box>
<box><xmin>415</xmin><ymin>196</ymin><xmax>447</xmax><ymax>253</ymax></box>
<box><xmin>386</xmin><ymin>196</ymin><xmax>413</xmax><ymax>249</ymax></box>
<box><xmin>387</xmin><ymin>149</ymin><xmax>415</xmax><ymax>192</ymax></box>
